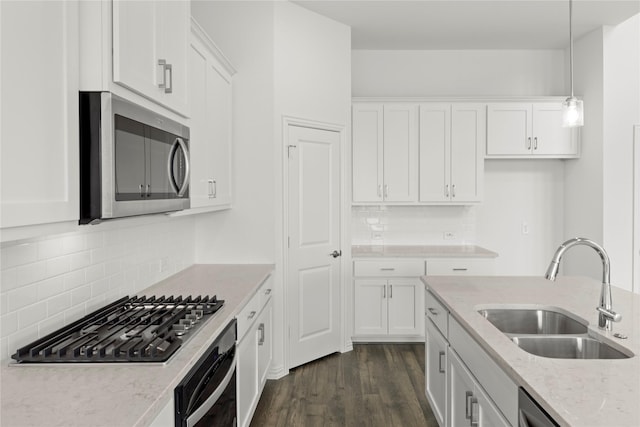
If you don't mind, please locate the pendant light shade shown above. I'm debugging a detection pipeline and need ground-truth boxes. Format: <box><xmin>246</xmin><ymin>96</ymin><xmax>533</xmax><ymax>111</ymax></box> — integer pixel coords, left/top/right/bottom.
<box><xmin>562</xmin><ymin>0</ymin><xmax>584</xmax><ymax>127</ymax></box>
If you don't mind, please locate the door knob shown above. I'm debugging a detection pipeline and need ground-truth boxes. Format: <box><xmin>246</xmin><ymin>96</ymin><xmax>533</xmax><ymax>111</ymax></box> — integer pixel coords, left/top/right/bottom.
<box><xmin>329</xmin><ymin>250</ymin><xmax>342</xmax><ymax>258</ymax></box>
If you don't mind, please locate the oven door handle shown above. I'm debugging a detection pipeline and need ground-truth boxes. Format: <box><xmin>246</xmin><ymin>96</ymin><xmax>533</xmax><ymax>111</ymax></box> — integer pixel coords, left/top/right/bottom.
<box><xmin>186</xmin><ymin>351</ymin><xmax>237</xmax><ymax>427</ymax></box>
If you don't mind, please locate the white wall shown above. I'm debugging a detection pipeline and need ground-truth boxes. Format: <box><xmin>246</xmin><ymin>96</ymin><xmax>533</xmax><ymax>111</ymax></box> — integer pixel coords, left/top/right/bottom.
<box><xmin>564</xmin><ymin>14</ymin><xmax>640</xmax><ymax>291</ymax></box>
<box><xmin>352</xmin><ymin>50</ymin><xmax>565</xmax><ymax>97</ymax></box>
<box><xmin>192</xmin><ymin>0</ymin><xmax>351</xmax><ymax>374</ymax></box>
<box><xmin>191</xmin><ymin>1</ymin><xmax>277</xmax><ymax>263</ymax></box>
<box><xmin>351</xmin><ymin>49</ymin><xmax>567</xmax><ymax>275</ymax></box>
<box><xmin>0</xmin><ymin>216</ymin><xmax>195</xmax><ymax>361</ymax></box>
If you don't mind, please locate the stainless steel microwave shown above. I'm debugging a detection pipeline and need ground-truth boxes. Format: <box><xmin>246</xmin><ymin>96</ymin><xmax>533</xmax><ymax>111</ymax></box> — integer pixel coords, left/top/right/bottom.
<box><xmin>79</xmin><ymin>92</ymin><xmax>190</xmax><ymax>224</ymax></box>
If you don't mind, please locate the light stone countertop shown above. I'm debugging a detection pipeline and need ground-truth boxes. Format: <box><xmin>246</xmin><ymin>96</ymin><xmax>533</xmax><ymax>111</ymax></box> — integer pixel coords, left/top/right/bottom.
<box><xmin>0</xmin><ymin>264</ymin><xmax>274</xmax><ymax>427</ymax></box>
<box><xmin>423</xmin><ymin>275</ymin><xmax>640</xmax><ymax>427</ymax></box>
<box><xmin>352</xmin><ymin>244</ymin><xmax>498</xmax><ymax>258</ymax></box>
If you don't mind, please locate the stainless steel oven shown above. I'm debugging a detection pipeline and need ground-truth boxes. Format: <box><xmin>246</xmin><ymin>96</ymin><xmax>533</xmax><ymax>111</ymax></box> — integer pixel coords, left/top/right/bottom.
<box><xmin>79</xmin><ymin>92</ymin><xmax>190</xmax><ymax>224</ymax></box>
<box><xmin>175</xmin><ymin>319</ymin><xmax>237</xmax><ymax>427</ymax></box>
<box><xmin>518</xmin><ymin>387</ymin><xmax>559</xmax><ymax>427</ymax></box>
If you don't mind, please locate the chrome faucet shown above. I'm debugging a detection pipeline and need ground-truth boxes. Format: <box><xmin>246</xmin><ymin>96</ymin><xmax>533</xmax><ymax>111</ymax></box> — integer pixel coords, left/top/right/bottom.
<box><xmin>545</xmin><ymin>237</ymin><xmax>622</xmax><ymax>330</ymax></box>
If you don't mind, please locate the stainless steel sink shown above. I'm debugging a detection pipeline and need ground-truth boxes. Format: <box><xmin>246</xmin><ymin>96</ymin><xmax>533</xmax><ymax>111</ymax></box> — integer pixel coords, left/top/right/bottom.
<box><xmin>478</xmin><ymin>308</ymin><xmax>588</xmax><ymax>335</ymax></box>
<box><xmin>511</xmin><ymin>336</ymin><xmax>631</xmax><ymax>359</ymax></box>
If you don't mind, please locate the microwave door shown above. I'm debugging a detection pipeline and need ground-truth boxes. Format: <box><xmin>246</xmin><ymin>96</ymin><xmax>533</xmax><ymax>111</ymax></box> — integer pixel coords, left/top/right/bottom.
<box><xmin>147</xmin><ymin>126</ymin><xmax>174</xmax><ymax>199</ymax></box>
<box><xmin>114</xmin><ymin>115</ymin><xmax>147</xmax><ymax>201</ymax></box>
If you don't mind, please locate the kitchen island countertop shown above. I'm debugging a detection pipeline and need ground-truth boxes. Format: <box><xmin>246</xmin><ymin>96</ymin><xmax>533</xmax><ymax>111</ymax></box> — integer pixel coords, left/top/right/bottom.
<box><xmin>353</xmin><ymin>244</ymin><xmax>498</xmax><ymax>258</ymax></box>
<box><xmin>0</xmin><ymin>264</ymin><xmax>274</xmax><ymax>427</ymax></box>
<box><xmin>423</xmin><ymin>275</ymin><xmax>640</xmax><ymax>427</ymax></box>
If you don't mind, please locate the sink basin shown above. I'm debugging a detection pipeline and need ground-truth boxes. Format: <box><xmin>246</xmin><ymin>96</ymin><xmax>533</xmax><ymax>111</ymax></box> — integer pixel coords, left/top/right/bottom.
<box><xmin>511</xmin><ymin>336</ymin><xmax>631</xmax><ymax>359</ymax></box>
<box><xmin>478</xmin><ymin>308</ymin><xmax>588</xmax><ymax>335</ymax></box>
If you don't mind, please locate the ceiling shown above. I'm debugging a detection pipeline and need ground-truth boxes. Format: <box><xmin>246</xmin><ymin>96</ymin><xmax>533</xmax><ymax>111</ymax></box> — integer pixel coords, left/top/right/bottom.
<box><xmin>292</xmin><ymin>0</ymin><xmax>640</xmax><ymax>49</ymax></box>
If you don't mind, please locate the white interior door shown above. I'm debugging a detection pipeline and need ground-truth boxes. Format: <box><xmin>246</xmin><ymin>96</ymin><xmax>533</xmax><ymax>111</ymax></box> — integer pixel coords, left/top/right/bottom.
<box><xmin>287</xmin><ymin>125</ymin><xmax>341</xmax><ymax>369</ymax></box>
<box><xmin>633</xmin><ymin>125</ymin><xmax>640</xmax><ymax>294</ymax></box>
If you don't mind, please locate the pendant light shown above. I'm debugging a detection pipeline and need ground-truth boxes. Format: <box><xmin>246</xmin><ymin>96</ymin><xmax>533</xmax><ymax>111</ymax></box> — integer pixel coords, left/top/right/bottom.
<box><xmin>562</xmin><ymin>0</ymin><xmax>584</xmax><ymax>127</ymax></box>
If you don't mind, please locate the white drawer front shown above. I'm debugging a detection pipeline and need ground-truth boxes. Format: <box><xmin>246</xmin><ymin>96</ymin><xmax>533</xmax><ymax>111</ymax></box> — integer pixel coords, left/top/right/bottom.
<box><xmin>425</xmin><ymin>290</ymin><xmax>448</xmax><ymax>337</ymax></box>
<box><xmin>426</xmin><ymin>259</ymin><xmax>494</xmax><ymax>275</ymax></box>
<box><xmin>237</xmin><ymin>291</ymin><xmax>261</xmax><ymax>342</ymax></box>
<box><xmin>354</xmin><ymin>260</ymin><xmax>425</xmax><ymax>277</ymax></box>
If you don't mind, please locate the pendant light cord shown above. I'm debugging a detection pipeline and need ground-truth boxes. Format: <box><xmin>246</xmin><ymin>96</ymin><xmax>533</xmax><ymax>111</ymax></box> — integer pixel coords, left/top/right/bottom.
<box><xmin>569</xmin><ymin>0</ymin><xmax>574</xmax><ymax>97</ymax></box>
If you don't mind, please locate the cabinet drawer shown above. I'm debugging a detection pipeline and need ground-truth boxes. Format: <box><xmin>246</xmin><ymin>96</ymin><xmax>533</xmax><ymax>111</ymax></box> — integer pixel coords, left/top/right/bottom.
<box><xmin>354</xmin><ymin>260</ymin><xmax>425</xmax><ymax>277</ymax></box>
<box><xmin>425</xmin><ymin>291</ymin><xmax>448</xmax><ymax>337</ymax></box>
<box><xmin>237</xmin><ymin>291</ymin><xmax>261</xmax><ymax>342</ymax></box>
<box><xmin>426</xmin><ymin>259</ymin><xmax>494</xmax><ymax>275</ymax></box>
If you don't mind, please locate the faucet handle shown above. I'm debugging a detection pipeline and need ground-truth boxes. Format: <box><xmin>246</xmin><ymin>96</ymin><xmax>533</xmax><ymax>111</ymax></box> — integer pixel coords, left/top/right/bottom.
<box><xmin>597</xmin><ymin>307</ymin><xmax>622</xmax><ymax>322</ymax></box>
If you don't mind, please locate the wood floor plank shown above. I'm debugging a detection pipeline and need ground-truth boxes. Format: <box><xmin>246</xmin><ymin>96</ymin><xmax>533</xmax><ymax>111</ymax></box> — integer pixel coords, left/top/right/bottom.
<box><xmin>250</xmin><ymin>344</ymin><xmax>438</xmax><ymax>427</ymax></box>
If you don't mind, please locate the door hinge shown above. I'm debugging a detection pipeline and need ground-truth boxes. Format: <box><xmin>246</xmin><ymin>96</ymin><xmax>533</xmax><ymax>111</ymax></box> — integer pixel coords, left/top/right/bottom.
<box><xmin>287</xmin><ymin>145</ymin><xmax>297</xmax><ymax>158</ymax></box>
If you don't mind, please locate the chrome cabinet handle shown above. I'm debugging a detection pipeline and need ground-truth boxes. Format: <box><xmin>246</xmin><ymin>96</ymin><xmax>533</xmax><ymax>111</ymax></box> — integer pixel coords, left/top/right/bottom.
<box><xmin>146</xmin><ymin>184</ymin><xmax>151</xmax><ymax>197</ymax></box>
<box><xmin>248</xmin><ymin>311</ymin><xmax>256</xmax><ymax>319</ymax></box>
<box><xmin>168</xmin><ymin>137</ymin><xmax>190</xmax><ymax>197</ymax></box>
<box><xmin>470</xmin><ymin>397</ymin><xmax>479</xmax><ymax>427</ymax></box>
<box><xmin>258</xmin><ymin>323</ymin><xmax>265</xmax><ymax>346</ymax></box>
<box><xmin>428</xmin><ymin>307</ymin><xmax>439</xmax><ymax>316</ymax></box>
<box><xmin>389</xmin><ymin>284</ymin><xmax>393</xmax><ymax>298</ymax></box>
<box><xmin>445</xmin><ymin>184</ymin><xmax>450</xmax><ymax>198</ymax></box>
<box><xmin>527</xmin><ymin>136</ymin><xmax>532</xmax><ymax>150</ymax></box>
<box><xmin>208</xmin><ymin>179</ymin><xmax>214</xmax><ymax>198</ymax></box>
<box><xmin>158</xmin><ymin>59</ymin><xmax>167</xmax><ymax>89</ymax></box>
<box><xmin>377</xmin><ymin>184</ymin><xmax>382</xmax><ymax>198</ymax></box>
<box><xmin>452</xmin><ymin>184</ymin><xmax>456</xmax><ymax>198</ymax></box>
<box><xmin>438</xmin><ymin>351</ymin><xmax>445</xmax><ymax>373</ymax></box>
<box><xmin>380</xmin><ymin>268</ymin><xmax>395</xmax><ymax>271</ymax></box>
<box><xmin>382</xmin><ymin>286</ymin><xmax>386</xmax><ymax>299</ymax></box>
<box><xmin>384</xmin><ymin>184</ymin><xmax>388</xmax><ymax>198</ymax></box>
<box><xmin>534</xmin><ymin>136</ymin><xmax>538</xmax><ymax>150</ymax></box>
<box><xmin>212</xmin><ymin>180</ymin><xmax>217</xmax><ymax>198</ymax></box>
<box><xmin>139</xmin><ymin>184</ymin><xmax>144</xmax><ymax>198</ymax></box>
<box><xmin>465</xmin><ymin>391</ymin><xmax>473</xmax><ymax>419</ymax></box>
<box><xmin>164</xmin><ymin>63</ymin><xmax>173</xmax><ymax>94</ymax></box>
<box><xmin>453</xmin><ymin>268</ymin><xmax>468</xmax><ymax>272</ymax></box>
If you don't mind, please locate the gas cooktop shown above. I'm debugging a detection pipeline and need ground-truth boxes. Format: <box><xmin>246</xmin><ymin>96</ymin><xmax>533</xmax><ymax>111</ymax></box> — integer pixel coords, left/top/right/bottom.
<box><xmin>11</xmin><ymin>295</ymin><xmax>224</xmax><ymax>364</ymax></box>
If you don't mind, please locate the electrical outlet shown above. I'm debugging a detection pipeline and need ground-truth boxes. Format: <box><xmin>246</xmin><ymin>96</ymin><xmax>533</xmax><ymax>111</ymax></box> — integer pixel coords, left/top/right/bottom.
<box><xmin>443</xmin><ymin>231</ymin><xmax>456</xmax><ymax>240</ymax></box>
<box><xmin>522</xmin><ymin>222</ymin><xmax>529</xmax><ymax>235</ymax></box>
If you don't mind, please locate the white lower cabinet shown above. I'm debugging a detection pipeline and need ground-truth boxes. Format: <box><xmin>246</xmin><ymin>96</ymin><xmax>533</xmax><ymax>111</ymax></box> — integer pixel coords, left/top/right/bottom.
<box><xmin>448</xmin><ymin>350</ymin><xmax>510</xmax><ymax>427</ymax></box>
<box><xmin>354</xmin><ymin>278</ymin><xmax>424</xmax><ymax>338</ymax></box>
<box><xmin>425</xmin><ymin>319</ymin><xmax>448</xmax><ymax>427</ymax></box>
<box><xmin>425</xmin><ymin>290</ymin><xmax>516</xmax><ymax>427</ymax></box>
<box><xmin>237</xmin><ymin>277</ymin><xmax>273</xmax><ymax>427</ymax></box>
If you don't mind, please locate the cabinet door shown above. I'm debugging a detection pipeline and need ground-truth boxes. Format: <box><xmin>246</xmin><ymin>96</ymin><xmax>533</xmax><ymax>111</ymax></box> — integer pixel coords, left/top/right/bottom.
<box><xmin>352</xmin><ymin>104</ymin><xmax>383</xmax><ymax>202</ymax></box>
<box><xmin>1</xmin><ymin>1</ymin><xmax>79</xmax><ymax>228</ymax></box>
<box><xmin>257</xmin><ymin>302</ymin><xmax>273</xmax><ymax>390</ymax></box>
<box><xmin>486</xmin><ymin>103</ymin><xmax>532</xmax><ymax>156</ymax></box>
<box><xmin>354</xmin><ymin>279</ymin><xmax>387</xmax><ymax>336</ymax></box>
<box><xmin>476</xmin><ymin>384</ymin><xmax>511</xmax><ymax>427</ymax></box>
<box><xmin>425</xmin><ymin>319</ymin><xmax>448</xmax><ymax>427</ymax></box>
<box><xmin>532</xmin><ymin>103</ymin><xmax>577</xmax><ymax>156</ymax></box>
<box><xmin>419</xmin><ymin>103</ymin><xmax>450</xmax><ymax>203</ymax></box>
<box><xmin>448</xmin><ymin>349</ymin><xmax>478</xmax><ymax>427</ymax></box>
<box><xmin>383</xmin><ymin>104</ymin><xmax>419</xmax><ymax>202</ymax></box>
<box><xmin>206</xmin><ymin>60</ymin><xmax>233</xmax><ymax>206</ymax></box>
<box><xmin>450</xmin><ymin>104</ymin><xmax>484</xmax><ymax>202</ymax></box>
<box><xmin>112</xmin><ymin>1</ymin><xmax>160</xmax><ymax>102</ymax></box>
<box><xmin>237</xmin><ymin>330</ymin><xmax>259</xmax><ymax>427</ymax></box>
<box><xmin>156</xmin><ymin>0</ymin><xmax>189</xmax><ymax>114</ymax></box>
<box><xmin>388</xmin><ymin>279</ymin><xmax>424</xmax><ymax>336</ymax></box>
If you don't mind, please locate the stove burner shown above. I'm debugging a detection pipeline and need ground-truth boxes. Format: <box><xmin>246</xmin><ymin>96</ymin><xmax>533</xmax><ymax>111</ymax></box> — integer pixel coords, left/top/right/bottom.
<box><xmin>11</xmin><ymin>295</ymin><xmax>224</xmax><ymax>363</ymax></box>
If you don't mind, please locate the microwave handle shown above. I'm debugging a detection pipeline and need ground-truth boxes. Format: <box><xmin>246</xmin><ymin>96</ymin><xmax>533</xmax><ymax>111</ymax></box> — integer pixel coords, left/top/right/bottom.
<box><xmin>168</xmin><ymin>137</ymin><xmax>190</xmax><ymax>197</ymax></box>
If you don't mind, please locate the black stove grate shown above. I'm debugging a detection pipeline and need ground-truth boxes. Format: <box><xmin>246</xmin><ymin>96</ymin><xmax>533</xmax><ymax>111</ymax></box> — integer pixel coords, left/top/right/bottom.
<box><xmin>11</xmin><ymin>295</ymin><xmax>224</xmax><ymax>363</ymax></box>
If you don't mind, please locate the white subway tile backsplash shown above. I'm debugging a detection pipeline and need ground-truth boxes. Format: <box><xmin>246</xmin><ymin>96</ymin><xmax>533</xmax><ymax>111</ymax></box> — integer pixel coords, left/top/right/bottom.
<box><xmin>17</xmin><ymin>302</ymin><xmax>47</xmax><ymax>329</ymax></box>
<box><xmin>0</xmin><ymin>216</ymin><xmax>196</xmax><ymax>361</ymax></box>
<box><xmin>7</xmin><ymin>284</ymin><xmax>38</xmax><ymax>312</ymax></box>
<box><xmin>37</xmin><ymin>239</ymin><xmax>64</xmax><ymax>260</ymax></box>
<box><xmin>1</xmin><ymin>242</ymin><xmax>38</xmax><ymax>269</ymax></box>
<box><xmin>37</xmin><ymin>277</ymin><xmax>65</xmax><ymax>300</ymax></box>
<box><xmin>47</xmin><ymin>293</ymin><xmax>72</xmax><ymax>316</ymax></box>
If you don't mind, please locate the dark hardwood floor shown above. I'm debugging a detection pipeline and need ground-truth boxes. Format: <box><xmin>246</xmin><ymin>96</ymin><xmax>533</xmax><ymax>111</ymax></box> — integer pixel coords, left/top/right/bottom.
<box><xmin>250</xmin><ymin>344</ymin><xmax>439</xmax><ymax>427</ymax></box>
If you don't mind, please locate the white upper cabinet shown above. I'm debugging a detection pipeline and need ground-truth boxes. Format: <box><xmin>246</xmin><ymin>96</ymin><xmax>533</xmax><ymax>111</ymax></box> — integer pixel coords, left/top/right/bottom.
<box><xmin>419</xmin><ymin>103</ymin><xmax>484</xmax><ymax>203</ymax></box>
<box><xmin>112</xmin><ymin>0</ymin><xmax>190</xmax><ymax>116</ymax></box>
<box><xmin>1</xmin><ymin>1</ymin><xmax>79</xmax><ymax>229</ymax></box>
<box><xmin>352</xmin><ymin>103</ymin><xmax>418</xmax><ymax>203</ymax></box>
<box><xmin>187</xmin><ymin>20</ymin><xmax>235</xmax><ymax>212</ymax></box>
<box><xmin>487</xmin><ymin>101</ymin><xmax>579</xmax><ymax>158</ymax></box>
